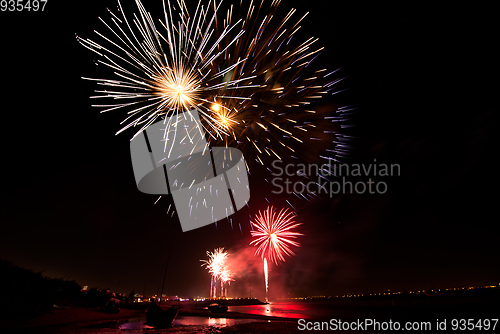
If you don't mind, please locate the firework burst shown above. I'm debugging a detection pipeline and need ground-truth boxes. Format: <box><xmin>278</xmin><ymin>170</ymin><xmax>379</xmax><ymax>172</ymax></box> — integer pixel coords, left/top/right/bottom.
<box><xmin>250</xmin><ymin>206</ymin><xmax>303</xmax><ymax>264</ymax></box>
<box><xmin>200</xmin><ymin>0</ymin><xmax>351</xmax><ymax>168</ymax></box>
<box><xmin>250</xmin><ymin>205</ymin><xmax>302</xmax><ymax>301</ymax></box>
<box><xmin>77</xmin><ymin>0</ymin><xmax>255</xmax><ymax>140</ymax></box>
<box><xmin>77</xmin><ymin>0</ymin><xmax>350</xmax><ymax>165</ymax></box>
<box><xmin>201</xmin><ymin>247</ymin><xmax>232</xmax><ymax>298</ymax></box>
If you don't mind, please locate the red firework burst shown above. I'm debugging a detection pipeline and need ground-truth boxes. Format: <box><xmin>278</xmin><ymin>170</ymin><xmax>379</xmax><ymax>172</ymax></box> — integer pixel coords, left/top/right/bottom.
<box><xmin>250</xmin><ymin>206</ymin><xmax>303</xmax><ymax>264</ymax></box>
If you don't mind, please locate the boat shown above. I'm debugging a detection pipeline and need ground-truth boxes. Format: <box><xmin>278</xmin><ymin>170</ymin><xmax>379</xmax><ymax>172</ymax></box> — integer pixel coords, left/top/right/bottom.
<box><xmin>145</xmin><ymin>301</ymin><xmax>181</xmax><ymax>328</ymax></box>
<box><xmin>207</xmin><ymin>303</ymin><xmax>228</xmax><ymax>313</ymax></box>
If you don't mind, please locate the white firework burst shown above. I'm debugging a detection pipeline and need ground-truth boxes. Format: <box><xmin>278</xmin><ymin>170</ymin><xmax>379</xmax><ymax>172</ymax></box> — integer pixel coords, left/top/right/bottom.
<box><xmin>77</xmin><ymin>0</ymin><xmax>255</xmax><ymax>140</ymax></box>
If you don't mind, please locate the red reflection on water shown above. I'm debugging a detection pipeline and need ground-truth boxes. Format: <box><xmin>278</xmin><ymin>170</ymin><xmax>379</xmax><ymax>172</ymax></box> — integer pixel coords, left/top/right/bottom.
<box><xmin>229</xmin><ymin>302</ymin><xmax>314</xmax><ymax>319</ymax></box>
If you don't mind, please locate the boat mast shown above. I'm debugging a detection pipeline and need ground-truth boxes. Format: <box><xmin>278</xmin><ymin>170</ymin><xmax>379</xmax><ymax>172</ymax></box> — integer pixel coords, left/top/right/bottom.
<box><xmin>158</xmin><ymin>235</ymin><xmax>175</xmax><ymax>306</ymax></box>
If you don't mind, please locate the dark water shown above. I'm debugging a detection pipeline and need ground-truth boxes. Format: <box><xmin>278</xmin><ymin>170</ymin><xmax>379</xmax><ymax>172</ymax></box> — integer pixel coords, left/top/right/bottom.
<box><xmin>232</xmin><ymin>298</ymin><xmax>500</xmax><ymax>321</ymax></box>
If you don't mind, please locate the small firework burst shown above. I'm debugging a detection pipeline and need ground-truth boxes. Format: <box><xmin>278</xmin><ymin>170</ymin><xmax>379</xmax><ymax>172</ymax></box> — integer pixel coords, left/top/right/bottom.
<box><xmin>201</xmin><ymin>247</ymin><xmax>232</xmax><ymax>298</ymax></box>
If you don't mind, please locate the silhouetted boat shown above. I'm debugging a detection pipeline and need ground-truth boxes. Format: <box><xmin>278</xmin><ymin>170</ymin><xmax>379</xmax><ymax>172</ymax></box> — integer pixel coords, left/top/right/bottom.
<box><xmin>145</xmin><ymin>301</ymin><xmax>180</xmax><ymax>328</ymax></box>
<box><xmin>207</xmin><ymin>303</ymin><xmax>228</xmax><ymax>313</ymax></box>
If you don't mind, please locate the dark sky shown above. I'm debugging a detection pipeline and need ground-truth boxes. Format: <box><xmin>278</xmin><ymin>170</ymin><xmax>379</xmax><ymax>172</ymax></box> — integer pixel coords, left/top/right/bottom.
<box><xmin>1</xmin><ymin>1</ymin><xmax>498</xmax><ymax>299</ymax></box>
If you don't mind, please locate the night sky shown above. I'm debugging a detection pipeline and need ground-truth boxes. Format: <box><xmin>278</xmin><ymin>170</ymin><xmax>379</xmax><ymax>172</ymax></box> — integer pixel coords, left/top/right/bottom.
<box><xmin>1</xmin><ymin>1</ymin><xmax>498</xmax><ymax>300</ymax></box>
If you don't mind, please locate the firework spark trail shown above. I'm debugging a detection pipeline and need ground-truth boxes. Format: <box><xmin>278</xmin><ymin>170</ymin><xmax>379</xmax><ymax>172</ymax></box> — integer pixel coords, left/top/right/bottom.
<box><xmin>263</xmin><ymin>257</ymin><xmax>268</xmax><ymax>302</ymax></box>
<box><xmin>250</xmin><ymin>205</ymin><xmax>303</xmax><ymax>265</ymax></box>
<box><xmin>220</xmin><ymin>268</ymin><xmax>233</xmax><ymax>298</ymax></box>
